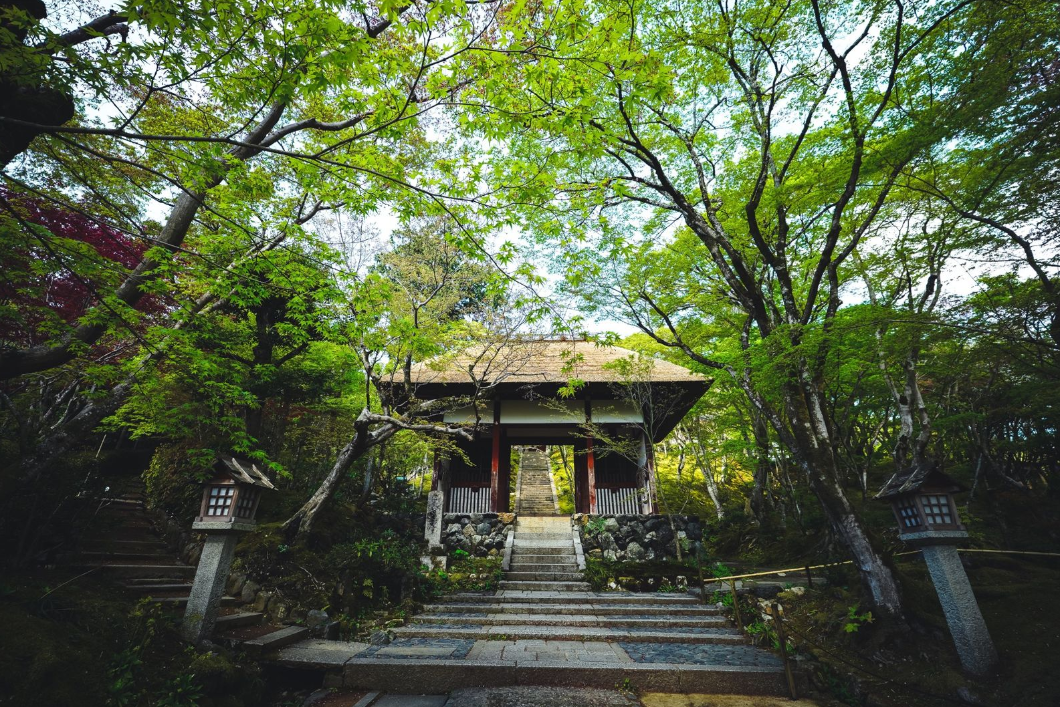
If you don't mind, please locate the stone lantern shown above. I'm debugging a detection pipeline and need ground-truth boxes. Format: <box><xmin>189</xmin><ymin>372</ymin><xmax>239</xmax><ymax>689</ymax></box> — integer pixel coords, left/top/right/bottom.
<box><xmin>182</xmin><ymin>455</ymin><xmax>274</xmax><ymax>644</ymax></box>
<box><xmin>877</xmin><ymin>465</ymin><xmax>997</xmax><ymax>675</ymax></box>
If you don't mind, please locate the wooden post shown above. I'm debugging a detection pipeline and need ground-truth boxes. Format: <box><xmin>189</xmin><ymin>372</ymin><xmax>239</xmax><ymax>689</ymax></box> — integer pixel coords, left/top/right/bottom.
<box><xmin>696</xmin><ymin>548</ymin><xmax>707</xmax><ymax>604</ymax></box>
<box><xmin>729</xmin><ymin>579</ymin><xmax>742</xmax><ymax>630</ymax></box>
<box><xmin>586</xmin><ymin>434</ymin><xmax>597</xmax><ymax>514</ymax></box>
<box><xmin>771</xmin><ymin>602</ymin><xmax>798</xmax><ymax>700</ymax></box>
<box><xmin>804</xmin><ymin>565</ymin><xmax>813</xmax><ymax>589</ymax></box>
<box><xmin>490</xmin><ymin>403</ymin><xmax>501</xmax><ymax>512</ymax></box>
<box><xmin>645</xmin><ymin>437</ymin><xmax>658</xmax><ymax>514</ymax></box>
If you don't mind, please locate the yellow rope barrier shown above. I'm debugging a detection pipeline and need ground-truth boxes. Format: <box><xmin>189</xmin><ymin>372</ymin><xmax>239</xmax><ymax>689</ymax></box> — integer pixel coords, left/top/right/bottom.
<box><xmin>699</xmin><ymin>547</ymin><xmax>1060</xmax><ymax>584</ymax></box>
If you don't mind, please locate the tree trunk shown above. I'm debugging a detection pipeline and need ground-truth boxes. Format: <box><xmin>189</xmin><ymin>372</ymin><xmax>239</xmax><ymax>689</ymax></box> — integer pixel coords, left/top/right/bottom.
<box><xmin>749</xmin><ymin>410</ymin><xmax>774</xmax><ymax>525</ymax></box>
<box><xmin>282</xmin><ymin>409</ymin><xmax>398</xmax><ymax>541</ymax></box>
<box><xmin>782</xmin><ymin>384</ymin><xmax>905</xmax><ymax>615</ymax></box>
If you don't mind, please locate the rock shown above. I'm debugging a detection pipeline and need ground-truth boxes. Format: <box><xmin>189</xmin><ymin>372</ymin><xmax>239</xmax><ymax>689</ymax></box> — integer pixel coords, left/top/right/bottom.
<box><xmin>603</xmin><ymin>517</ymin><xmax>620</xmax><ymax>533</ymax></box>
<box><xmin>644</xmin><ymin>531</ymin><xmax>657</xmax><ymax>546</ymax></box>
<box><xmin>306</xmin><ymin>609</ymin><xmax>329</xmax><ymax>629</ymax></box>
<box><xmin>369</xmin><ymin>630</ymin><xmax>392</xmax><ymax>646</ymax></box>
<box><xmin>463</xmin><ymin>524</ymin><xmax>476</xmax><ymax>538</ymax></box>
<box><xmin>252</xmin><ymin>591</ymin><xmax>273</xmax><ymax>613</ymax></box>
<box><xmin>588</xmin><ymin>548</ymin><xmax>603</xmax><ymax>559</ymax></box>
<box><xmin>603</xmin><ymin>549</ymin><xmax>618</xmax><ymax>562</ymax></box>
<box><xmin>324</xmin><ymin>621</ymin><xmax>340</xmax><ymax>640</ymax></box>
<box><xmin>645</xmin><ymin>517</ymin><xmax>665</xmax><ymax>532</ymax></box>
<box><xmin>446</xmin><ymin>523</ymin><xmax>462</xmax><ymax>535</ymax></box>
<box><xmin>488</xmin><ymin>548</ymin><xmax>499</xmax><ymax>556</ymax></box>
<box><xmin>957</xmin><ymin>687</ymin><xmax>987</xmax><ymax>706</ymax></box>
<box><xmin>240</xmin><ymin>580</ymin><xmax>261</xmax><ymax>604</ymax></box>
<box><xmin>599</xmin><ymin>532</ymin><xmax>619</xmax><ymax>554</ymax></box>
<box><xmin>753</xmin><ymin>585</ymin><xmax>782</xmax><ymax>599</ymax></box>
<box><xmin>476</xmin><ymin>522</ymin><xmax>492</xmax><ymax>535</ymax></box>
<box><xmin>627</xmin><ymin>522</ymin><xmax>647</xmax><ymax>542</ymax></box>
<box><xmin>626</xmin><ymin>541</ymin><xmax>646</xmax><ymax>561</ymax></box>
<box><xmin>686</xmin><ymin>522</ymin><xmax>702</xmax><ymax>540</ymax></box>
<box><xmin>272</xmin><ymin>600</ymin><xmax>290</xmax><ymax>622</ymax></box>
<box><xmin>657</xmin><ymin>525</ymin><xmax>674</xmax><ymax>546</ymax></box>
<box><xmin>226</xmin><ymin>572</ymin><xmax>246</xmax><ymax>595</ymax></box>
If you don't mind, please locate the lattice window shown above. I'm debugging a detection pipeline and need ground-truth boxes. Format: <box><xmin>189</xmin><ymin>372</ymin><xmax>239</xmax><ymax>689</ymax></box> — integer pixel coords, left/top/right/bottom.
<box><xmin>919</xmin><ymin>494</ymin><xmax>954</xmax><ymax>526</ymax></box>
<box><xmin>235</xmin><ymin>488</ymin><xmax>258</xmax><ymax>518</ymax></box>
<box><xmin>206</xmin><ymin>485</ymin><xmax>235</xmax><ymax>516</ymax></box>
<box><xmin>897</xmin><ymin>499</ymin><xmax>921</xmax><ymax>528</ymax></box>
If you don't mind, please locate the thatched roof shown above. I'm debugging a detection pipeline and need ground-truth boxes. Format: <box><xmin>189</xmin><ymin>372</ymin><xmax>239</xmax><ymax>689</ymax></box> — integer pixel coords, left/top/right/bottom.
<box><xmin>407</xmin><ymin>339</ymin><xmax>708</xmax><ymax>386</ymax></box>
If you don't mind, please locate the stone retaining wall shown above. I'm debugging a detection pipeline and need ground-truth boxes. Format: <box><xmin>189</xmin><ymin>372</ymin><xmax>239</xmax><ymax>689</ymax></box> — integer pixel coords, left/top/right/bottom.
<box><xmin>575</xmin><ymin>513</ymin><xmax>702</xmax><ymax>562</ymax></box>
<box><xmin>442</xmin><ymin>512</ymin><xmax>515</xmax><ymax>557</ymax></box>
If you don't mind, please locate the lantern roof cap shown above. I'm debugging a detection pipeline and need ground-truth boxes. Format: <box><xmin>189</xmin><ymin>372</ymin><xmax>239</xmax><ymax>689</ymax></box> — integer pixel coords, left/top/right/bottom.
<box><xmin>876</xmin><ymin>463</ymin><xmax>965</xmax><ymax>500</ymax></box>
<box><xmin>214</xmin><ymin>454</ymin><xmax>276</xmax><ymax>490</ymax></box>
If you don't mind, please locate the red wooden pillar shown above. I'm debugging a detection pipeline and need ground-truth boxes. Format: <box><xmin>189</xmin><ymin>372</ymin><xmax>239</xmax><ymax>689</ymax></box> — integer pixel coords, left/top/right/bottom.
<box><xmin>584</xmin><ymin>398</ymin><xmax>597</xmax><ymax>514</ymax></box>
<box><xmin>573</xmin><ymin>440</ymin><xmax>588</xmax><ymax>514</ymax></box>
<box><xmin>645</xmin><ymin>439</ymin><xmax>657</xmax><ymax>513</ymax></box>
<box><xmin>586</xmin><ymin>434</ymin><xmax>598</xmax><ymax>514</ymax></box>
<box><xmin>490</xmin><ymin>402</ymin><xmax>502</xmax><ymax>512</ymax></box>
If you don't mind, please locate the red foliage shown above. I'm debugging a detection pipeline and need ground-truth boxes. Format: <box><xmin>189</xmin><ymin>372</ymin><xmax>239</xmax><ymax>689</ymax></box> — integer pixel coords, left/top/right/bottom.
<box><xmin>0</xmin><ymin>187</ymin><xmax>164</xmax><ymax>350</ymax></box>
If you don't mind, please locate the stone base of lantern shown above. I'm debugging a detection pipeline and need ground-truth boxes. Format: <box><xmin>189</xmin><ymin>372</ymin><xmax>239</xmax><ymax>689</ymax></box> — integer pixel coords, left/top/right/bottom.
<box><xmin>182</xmin><ymin>523</ymin><xmax>254</xmax><ymax>644</ymax></box>
<box><xmin>920</xmin><ymin>543</ymin><xmax>999</xmax><ymax>676</ymax></box>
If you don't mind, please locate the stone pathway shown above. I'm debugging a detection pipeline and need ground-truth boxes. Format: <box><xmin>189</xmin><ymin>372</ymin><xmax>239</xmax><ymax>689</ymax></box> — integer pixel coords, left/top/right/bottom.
<box><xmin>273</xmin><ymin>454</ymin><xmax>794</xmax><ymax>696</ymax></box>
<box><xmin>516</xmin><ymin>447</ymin><xmax>560</xmax><ymax>516</ymax></box>
<box><xmin>272</xmin><ymin>589</ymin><xmax>791</xmax><ymax>695</ymax></box>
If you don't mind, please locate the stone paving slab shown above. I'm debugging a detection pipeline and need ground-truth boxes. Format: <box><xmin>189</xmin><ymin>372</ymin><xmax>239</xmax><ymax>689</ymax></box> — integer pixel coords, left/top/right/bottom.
<box><xmin>619</xmin><ymin>642</ymin><xmax>784</xmax><ymax>669</ymax></box>
<box><xmin>413</xmin><ymin>613</ymin><xmax>728</xmax><ymax>628</ymax></box>
<box><xmin>393</xmin><ymin>624</ymin><xmax>745</xmax><ymax>644</ymax></box>
<box><xmin>272</xmin><ymin>639</ymin><xmax>370</xmax><ymax>668</ymax></box>
<box><xmin>423</xmin><ymin>602</ymin><xmax>724</xmax><ymax>616</ymax></box>
<box><xmin>374</xmin><ymin>695</ymin><xmax>448</xmax><ymax>707</ymax></box>
<box><xmin>271</xmin><ymin>637</ymin><xmax>792</xmax><ymax>695</ymax></box>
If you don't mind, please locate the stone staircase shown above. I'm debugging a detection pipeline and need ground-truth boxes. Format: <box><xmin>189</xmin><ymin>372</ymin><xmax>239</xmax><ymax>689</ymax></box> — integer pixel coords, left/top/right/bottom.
<box><xmin>502</xmin><ymin>515</ymin><xmax>586</xmax><ymax>590</ymax></box>
<box><xmin>73</xmin><ymin>480</ymin><xmax>266</xmax><ymax>636</ymax></box>
<box><xmin>267</xmin><ymin>494</ymin><xmax>794</xmax><ymax>695</ymax></box>
<box><xmin>516</xmin><ymin>447</ymin><xmax>559</xmax><ymax>516</ymax></box>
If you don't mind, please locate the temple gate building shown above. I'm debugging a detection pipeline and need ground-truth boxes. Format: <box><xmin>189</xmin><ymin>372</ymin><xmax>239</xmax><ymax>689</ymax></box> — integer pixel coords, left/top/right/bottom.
<box><xmin>403</xmin><ymin>339</ymin><xmax>711</xmax><ymax>516</ymax></box>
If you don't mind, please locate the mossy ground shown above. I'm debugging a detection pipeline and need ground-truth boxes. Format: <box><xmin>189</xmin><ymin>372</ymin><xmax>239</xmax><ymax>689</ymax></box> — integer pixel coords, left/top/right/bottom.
<box><xmin>0</xmin><ymin>570</ymin><xmax>264</xmax><ymax>707</ymax></box>
<box><xmin>725</xmin><ymin>555</ymin><xmax>1060</xmax><ymax>707</ymax></box>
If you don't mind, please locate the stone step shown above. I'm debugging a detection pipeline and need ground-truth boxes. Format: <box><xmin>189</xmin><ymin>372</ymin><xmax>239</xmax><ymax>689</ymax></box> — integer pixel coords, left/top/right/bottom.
<box><xmin>242</xmin><ymin>626</ymin><xmax>311</xmax><ymax>656</ymax></box>
<box><xmin>504</xmin><ymin>571</ymin><xmax>584</xmax><ymax>582</ymax></box>
<box><xmin>392</xmin><ymin>624</ymin><xmax>744</xmax><ymax>644</ymax></box>
<box><xmin>319</xmin><ymin>655</ymin><xmax>791</xmax><ymax>694</ymax></box>
<box><xmin>412</xmin><ymin>613</ymin><xmax>729</xmax><ymax>629</ymax></box>
<box><xmin>80</xmin><ymin>551</ymin><xmax>173</xmax><ymax>562</ymax></box>
<box><xmin>83</xmin><ymin>539</ymin><xmax>167</xmax><ymax>551</ymax></box>
<box><xmin>510</xmin><ymin>547</ymin><xmax>573</xmax><ymax>556</ymax></box>
<box><xmin>507</xmin><ymin>563</ymin><xmax>578</xmax><ymax>573</ymax></box>
<box><xmin>498</xmin><ymin>580</ymin><xmax>592</xmax><ymax>591</ymax></box>
<box><xmin>510</xmin><ymin>557</ymin><xmax>577</xmax><ymax>566</ymax></box>
<box><xmin>445</xmin><ymin>592</ymin><xmax>705</xmax><ymax>606</ymax></box>
<box><xmin>424</xmin><ymin>602</ymin><xmax>725</xmax><ymax>617</ymax></box>
<box><xmin>124</xmin><ymin>582</ymin><xmax>194</xmax><ymax>594</ymax></box>
<box><xmin>215</xmin><ymin>612</ymin><xmax>264</xmax><ymax>629</ymax></box>
<box><xmin>156</xmin><ymin>595</ymin><xmax>237</xmax><ymax>607</ymax></box>
<box><xmin>82</xmin><ymin>564</ymin><xmax>195</xmax><ymax>579</ymax></box>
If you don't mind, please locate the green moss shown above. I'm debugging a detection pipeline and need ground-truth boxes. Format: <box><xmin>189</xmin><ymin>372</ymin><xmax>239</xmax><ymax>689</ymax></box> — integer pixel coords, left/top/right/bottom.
<box><xmin>0</xmin><ymin>573</ymin><xmax>262</xmax><ymax>707</ymax></box>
